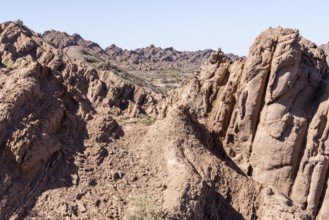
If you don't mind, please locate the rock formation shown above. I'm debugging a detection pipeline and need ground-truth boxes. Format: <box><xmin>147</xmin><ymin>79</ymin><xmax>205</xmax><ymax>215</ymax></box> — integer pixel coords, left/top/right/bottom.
<box><xmin>320</xmin><ymin>42</ymin><xmax>329</xmax><ymax>65</ymax></box>
<box><xmin>105</xmin><ymin>44</ymin><xmax>214</xmax><ymax>72</ymax></box>
<box><xmin>42</xmin><ymin>30</ymin><xmax>215</xmax><ymax>73</ymax></box>
<box><xmin>1</xmin><ymin>21</ymin><xmax>329</xmax><ymax>219</ymax></box>
<box><xmin>161</xmin><ymin>27</ymin><xmax>329</xmax><ymax>219</ymax></box>
<box><xmin>0</xmin><ymin>21</ymin><xmax>157</xmax><ymax>219</ymax></box>
<box><xmin>42</xmin><ymin>30</ymin><xmax>108</xmax><ymax>60</ymax></box>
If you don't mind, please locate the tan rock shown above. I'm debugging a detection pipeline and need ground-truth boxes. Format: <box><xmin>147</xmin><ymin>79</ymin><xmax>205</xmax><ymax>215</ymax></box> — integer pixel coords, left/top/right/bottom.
<box><xmin>160</xmin><ymin>27</ymin><xmax>329</xmax><ymax>219</ymax></box>
<box><xmin>1</xmin><ymin>21</ymin><xmax>328</xmax><ymax>220</ymax></box>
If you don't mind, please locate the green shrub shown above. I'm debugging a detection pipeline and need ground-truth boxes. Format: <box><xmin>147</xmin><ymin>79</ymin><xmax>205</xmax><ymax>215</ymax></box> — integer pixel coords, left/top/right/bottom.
<box><xmin>118</xmin><ymin>114</ymin><xmax>157</xmax><ymax>126</ymax></box>
<box><xmin>139</xmin><ymin>114</ymin><xmax>157</xmax><ymax>126</ymax></box>
<box><xmin>98</xmin><ymin>61</ymin><xmax>112</xmax><ymax>70</ymax></box>
<box><xmin>123</xmin><ymin>195</ymin><xmax>163</xmax><ymax>220</ymax></box>
<box><xmin>3</xmin><ymin>60</ymin><xmax>15</xmax><ymax>69</ymax></box>
<box><xmin>168</xmin><ymin>69</ymin><xmax>182</xmax><ymax>78</ymax></box>
<box><xmin>83</xmin><ymin>55</ymin><xmax>101</xmax><ymax>63</ymax></box>
<box><xmin>80</xmin><ymin>48</ymin><xmax>91</xmax><ymax>56</ymax></box>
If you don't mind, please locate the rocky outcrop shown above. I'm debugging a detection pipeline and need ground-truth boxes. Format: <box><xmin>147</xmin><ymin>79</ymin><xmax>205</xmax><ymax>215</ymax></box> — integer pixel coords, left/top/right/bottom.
<box><xmin>42</xmin><ymin>30</ymin><xmax>108</xmax><ymax>60</ymax></box>
<box><xmin>22</xmin><ymin>105</ymin><xmax>310</xmax><ymax>220</ymax></box>
<box><xmin>161</xmin><ymin>27</ymin><xmax>329</xmax><ymax>219</ymax></box>
<box><xmin>42</xmin><ymin>30</ymin><xmax>216</xmax><ymax>73</ymax></box>
<box><xmin>2</xmin><ymin>21</ymin><xmax>329</xmax><ymax>220</ymax></box>
<box><xmin>2</xmin><ymin>22</ymin><xmax>158</xmax><ymax>118</ymax></box>
<box><xmin>126</xmin><ymin>106</ymin><xmax>309</xmax><ymax>219</ymax></box>
<box><xmin>320</xmin><ymin>42</ymin><xmax>329</xmax><ymax>65</ymax></box>
<box><xmin>0</xmin><ymin>21</ymin><xmax>158</xmax><ymax>218</ymax></box>
<box><xmin>105</xmin><ymin>44</ymin><xmax>214</xmax><ymax>71</ymax></box>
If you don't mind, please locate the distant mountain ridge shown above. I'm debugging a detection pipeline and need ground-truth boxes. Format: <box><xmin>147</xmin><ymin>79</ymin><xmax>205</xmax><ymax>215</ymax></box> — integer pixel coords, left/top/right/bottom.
<box><xmin>42</xmin><ymin>30</ymin><xmax>217</xmax><ymax>72</ymax></box>
<box><xmin>104</xmin><ymin>43</ymin><xmax>214</xmax><ymax>71</ymax></box>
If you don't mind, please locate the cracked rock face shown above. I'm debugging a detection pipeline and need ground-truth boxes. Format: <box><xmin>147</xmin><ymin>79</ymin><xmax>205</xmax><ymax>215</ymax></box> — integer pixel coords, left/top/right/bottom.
<box><xmin>1</xmin><ymin>21</ymin><xmax>329</xmax><ymax>220</ymax></box>
<box><xmin>161</xmin><ymin>27</ymin><xmax>329</xmax><ymax>219</ymax></box>
<box><xmin>0</xmin><ymin>21</ymin><xmax>157</xmax><ymax>219</ymax></box>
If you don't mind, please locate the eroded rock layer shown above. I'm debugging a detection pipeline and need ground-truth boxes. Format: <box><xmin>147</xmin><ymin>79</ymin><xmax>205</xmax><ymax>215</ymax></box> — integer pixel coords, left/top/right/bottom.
<box><xmin>1</xmin><ymin>21</ymin><xmax>329</xmax><ymax>220</ymax></box>
<box><xmin>0</xmin><ymin>21</ymin><xmax>157</xmax><ymax>219</ymax></box>
<box><xmin>161</xmin><ymin>27</ymin><xmax>329</xmax><ymax>219</ymax></box>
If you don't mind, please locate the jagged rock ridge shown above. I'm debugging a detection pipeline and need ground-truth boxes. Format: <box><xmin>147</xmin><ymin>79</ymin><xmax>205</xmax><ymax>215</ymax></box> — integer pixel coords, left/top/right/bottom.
<box><xmin>43</xmin><ymin>30</ymin><xmax>107</xmax><ymax>59</ymax></box>
<box><xmin>105</xmin><ymin>44</ymin><xmax>214</xmax><ymax>71</ymax></box>
<box><xmin>0</xmin><ymin>21</ymin><xmax>157</xmax><ymax>219</ymax></box>
<box><xmin>42</xmin><ymin>30</ymin><xmax>215</xmax><ymax>72</ymax></box>
<box><xmin>320</xmin><ymin>42</ymin><xmax>329</xmax><ymax>65</ymax></box>
<box><xmin>161</xmin><ymin>27</ymin><xmax>329</xmax><ymax>219</ymax></box>
<box><xmin>1</xmin><ymin>21</ymin><xmax>328</xmax><ymax>220</ymax></box>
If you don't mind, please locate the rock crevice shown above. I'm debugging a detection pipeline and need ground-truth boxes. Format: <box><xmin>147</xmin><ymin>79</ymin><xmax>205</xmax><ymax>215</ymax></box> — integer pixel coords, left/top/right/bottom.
<box><xmin>161</xmin><ymin>27</ymin><xmax>329</xmax><ymax>219</ymax></box>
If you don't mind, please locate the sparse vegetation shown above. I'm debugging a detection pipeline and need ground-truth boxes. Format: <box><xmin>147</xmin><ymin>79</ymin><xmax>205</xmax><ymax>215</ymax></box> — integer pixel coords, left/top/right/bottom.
<box><xmin>111</xmin><ymin>68</ymin><xmax>162</xmax><ymax>93</ymax></box>
<box><xmin>83</xmin><ymin>55</ymin><xmax>102</xmax><ymax>63</ymax></box>
<box><xmin>160</xmin><ymin>76</ymin><xmax>168</xmax><ymax>84</ymax></box>
<box><xmin>123</xmin><ymin>194</ymin><xmax>163</xmax><ymax>220</ymax></box>
<box><xmin>3</xmin><ymin>60</ymin><xmax>15</xmax><ymax>69</ymax></box>
<box><xmin>97</xmin><ymin>61</ymin><xmax>112</xmax><ymax>70</ymax></box>
<box><xmin>20</xmin><ymin>61</ymin><xmax>29</xmax><ymax>68</ymax></box>
<box><xmin>168</xmin><ymin>69</ymin><xmax>182</xmax><ymax>78</ymax></box>
<box><xmin>118</xmin><ymin>114</ymin><xmax>157</xmax><ymax>126</ymax></box>
<box><xmin>80</xmin><ymin>48</ymin><xmax>91</xmax><ymax>56</ymax></box>
<box><xmin>80</xmin><ymin>49</ymin><xmax>105</xmax><ymax>64</ymax></box>
<box><xmin>139</xmin><ymin>114</ymin><xmax>157</xmax><ymax>126</ymax></box>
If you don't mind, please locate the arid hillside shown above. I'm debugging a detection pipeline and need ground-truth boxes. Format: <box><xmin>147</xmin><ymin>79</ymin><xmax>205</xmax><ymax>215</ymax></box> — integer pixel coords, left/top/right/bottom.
<box><xmin>1</xmin><ymin>21</ymin><xmax>329</xmax><ymax>220</ymax></box>
<box><xmin>42</xmin><ymin>30</ymin><xmax>219</xmax><ymax>92</ymax></box>
<box><xmin>104</xmin><ymin>44</ymin><xmax>214</xmax><ymax>71</ymax></box>
<box><xmin>43</xmin><ymin>30</ymin><xmax>215</xmax><ymax>72</ymax></box>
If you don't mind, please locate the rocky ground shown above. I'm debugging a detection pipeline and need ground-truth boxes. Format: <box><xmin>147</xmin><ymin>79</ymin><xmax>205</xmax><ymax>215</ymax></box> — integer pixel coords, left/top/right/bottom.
<box><xmin>1</xmin><ymin>21</ymin><xmax>329</xmax><ymax>220</ymax></box>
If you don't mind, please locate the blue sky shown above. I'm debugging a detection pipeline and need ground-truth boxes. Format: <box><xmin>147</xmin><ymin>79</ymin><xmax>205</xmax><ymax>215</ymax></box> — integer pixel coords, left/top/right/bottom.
<box><xmin>1</xmin><ymin>0</ymin><xmax>329</xmax><ymax>55</ymax></box>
